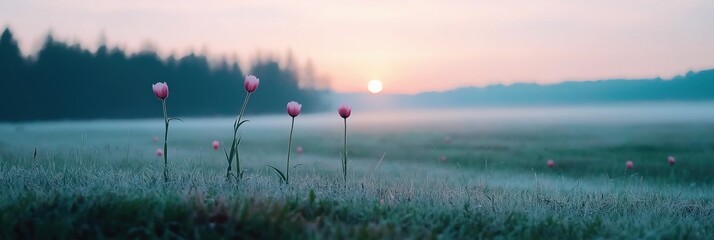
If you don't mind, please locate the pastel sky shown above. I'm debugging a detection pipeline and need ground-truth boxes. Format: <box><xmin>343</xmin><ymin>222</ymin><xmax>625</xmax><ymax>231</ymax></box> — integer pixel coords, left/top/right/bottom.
<box><xmin>2</xmin><ymin>0</ymin><xmax>714</xmax><ymax>93</ymax></box>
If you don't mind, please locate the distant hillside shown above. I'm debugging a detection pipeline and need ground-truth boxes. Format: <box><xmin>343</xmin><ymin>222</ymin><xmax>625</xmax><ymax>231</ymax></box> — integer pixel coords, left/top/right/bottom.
<box><xmin>334</xmin><ymin>69</ymin><xmax>714</xmax><ymax>110</ymax></box>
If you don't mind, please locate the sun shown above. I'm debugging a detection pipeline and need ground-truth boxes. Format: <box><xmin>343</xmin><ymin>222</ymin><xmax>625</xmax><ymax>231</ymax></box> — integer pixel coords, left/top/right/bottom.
<box><xmin>367</xmin><ymin>79</ymin><xmax>383</xmax><ymax>93</ymax></box>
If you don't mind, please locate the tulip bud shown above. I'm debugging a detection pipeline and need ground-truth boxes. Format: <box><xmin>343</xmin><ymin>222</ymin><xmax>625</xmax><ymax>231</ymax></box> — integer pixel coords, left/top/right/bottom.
<box><xmin>152</xmin><ymin>82</ymin><xmax>169</xmax><ymax>100</ymax></box>
<box><xmin>244</xmin><ymin>75</ymin><xmax>260</xmax><ymax>93</ymax></box>
<box><xmin>338</xmin><ymin>104</ymin><xmax>351</xmax><ymax>119</ymax></box>
<box><xmin>287</xmin><ymin>101</ymin><xmax>302</xmax><ymax>117</ymax></box>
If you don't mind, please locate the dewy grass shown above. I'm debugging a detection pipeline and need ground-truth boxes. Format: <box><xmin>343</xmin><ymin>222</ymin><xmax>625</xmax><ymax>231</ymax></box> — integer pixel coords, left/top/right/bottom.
<box><xmin>2</xmin><ymin>115</ymin><xmax>714</xmax><ymax>238</ymax></box>
<box><xmin>1</xmin><ymin>163</ymin><xmax>712</xmax><ymax>239</ymax></box>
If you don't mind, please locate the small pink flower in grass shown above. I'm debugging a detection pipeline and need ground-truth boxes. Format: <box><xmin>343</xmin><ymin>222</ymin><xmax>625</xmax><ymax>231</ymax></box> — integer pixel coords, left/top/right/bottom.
<box><xmin>212</xmin><ymin>141</ymin><xmax>220</xmax><ymax>150</ymax></box>
<box><xmin>152</xmin><ymin>82</ymin><xmax>169</xmax><ymax>100</ymax></box>
<box><xmin>547</xmin><ymin>160</ymin><xmax>555</xmax><ymax>168</ymax></box>
<box><xmin>287</xmin><ymin>101</ymin><xmax>302</xmax><ymax>117</ymax></box>
<box><xmin>338</xmin><ymin>104</ymin><xmax>351</xmax><ymax>119</ymax></box>
<box><xmin>338</xmin><ymin>104</ymin><xmax>351</xmax><ymax>184</ymax></box>
<box><xmin>152</xmin><ymin>82</ymin><xmax>174</xmax><ymax>182</ymax></box>
<box><xmin>440</xmin><ymin>156</ymin><xmax>447</xmax><ymax>162</ymax></box>
<box><xmin>284</xmin><ymin>101</ymin><xmax>301</xmax><ymax>183</ymax></box>
<box><xmin>225</xmin><ymin>75</ymin><xmax>260</xmax><ymax>181</ymax></box>
<box><xmin>444</xmin><ymin>136</ymin><xmax>451</xmax><ymax>144</ymax></box>
<box><xmin>156</xmin><ymin>148</ymin><xmax>163</xmax><ymax>157</ymax></box>
<box><xmin>269</xmin><ymin>101</ymin><xmax>302</xmax><ymax>184</ymax></box>
<box><xmin>626</xmin><ymin>160</ymin><xmax>634</xmax><ymax>170</ymax></box>
<box><xmin>244</xmin><ymin>75</ymin><xmax>260</xmax><ymax>93</ymax></box>
<box><xmin>668</xmin><ymin>156</ymin><xmax>676</xmax><ymax>166</ymax></box>
<box><xmin>297</xmin><ymin>146</ymin><xmax>303</xmax><ymax>155</ymax></box>
<box><xmin>226</xmin><ymin>75</ymin><xmax>260</xmax><ymax>180</ymax></box>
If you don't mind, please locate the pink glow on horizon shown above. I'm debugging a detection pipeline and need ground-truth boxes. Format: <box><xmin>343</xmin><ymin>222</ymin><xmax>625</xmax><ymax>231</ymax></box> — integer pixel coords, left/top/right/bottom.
<box><xmin>2</xmin><ymin>0</ymin><xmax>713</xmax><ymax>93</ymax></box>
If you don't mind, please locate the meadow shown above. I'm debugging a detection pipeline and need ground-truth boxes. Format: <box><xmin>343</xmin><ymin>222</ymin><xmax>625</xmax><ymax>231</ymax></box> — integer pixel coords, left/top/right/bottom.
<box><xmin>1</xmin><ymin>104</ymin><xmax>713</xmax><ymax>239</ymax></box>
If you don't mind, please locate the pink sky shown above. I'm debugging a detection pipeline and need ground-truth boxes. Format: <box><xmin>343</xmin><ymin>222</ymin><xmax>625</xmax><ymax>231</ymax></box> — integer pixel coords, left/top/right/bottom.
<box><xmin>2</xmin><ymin>0</ymin><xmax>714</xmax><ymax>94</ymax></box>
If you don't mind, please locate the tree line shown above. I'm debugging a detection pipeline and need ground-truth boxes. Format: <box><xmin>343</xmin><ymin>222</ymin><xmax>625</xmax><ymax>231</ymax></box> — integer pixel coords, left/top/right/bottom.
<box><xmin>0</xmin><ymin>28</ymin><xmax>330</xmax><ymax>122</ymax></box>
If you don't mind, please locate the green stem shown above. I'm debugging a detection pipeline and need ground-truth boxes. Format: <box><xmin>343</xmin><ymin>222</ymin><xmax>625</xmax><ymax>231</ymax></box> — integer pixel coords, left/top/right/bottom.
<box><xmin>286</xmin><ymin>117</ymin><xmax>295</xmax><ymax>184</ymax></box>
<box><xmin>227</xmin><ymin>92</ymin><xmax>251</xmax><ymax>181</ymax></box>
<box><xmin>237</xmin><ymin>93</ymin><xmax>251</xmax><ymax>128</ymax></box>
<box><xmin>162</xmin><ymin>99</ymin><xmax>169</xmax><ymax>182</ymax></box>
<box><xmin>343</xmin><ymin>118</ymin><xmax>347</xmax><ymax>184</ymax></box>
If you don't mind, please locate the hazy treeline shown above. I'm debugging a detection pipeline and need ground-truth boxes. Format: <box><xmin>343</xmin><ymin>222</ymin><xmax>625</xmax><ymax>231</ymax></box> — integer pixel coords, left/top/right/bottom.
<box><xmin>417</xmin><ymin>69</ymin><xmax>714</xmax><ymax>106</ymax></box>
<box><xmin>337</xmin><ymin>68</ymin><xmax>714</xmax><ymax>110</ymax></box>
<box><xmin>0</xmin><ymin>28</ymin><xmax>330</xmax><ymax>122</ymax></box>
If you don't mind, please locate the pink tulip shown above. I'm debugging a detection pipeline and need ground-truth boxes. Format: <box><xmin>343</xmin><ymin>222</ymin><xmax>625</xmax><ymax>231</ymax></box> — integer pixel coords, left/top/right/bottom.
<box><xmin>226</xmin><ymin>75</ymin><xmax>259</xmax><ymax>181</ymax></box>
<box><xmin>668</xmin><ymin>156</ymin><xmax>676</xmax><ymax>166</ymax></box>
<box><xmin>244</xmin><ymin>75</ymin><xmax>260</xmax><ymax>93</ymax></box>
<box><xmin>156</xmin><ymin>148</ymin><xmax>163</xmax><ymax>157</ymax></box>
<box><xmin>547</xmin><ymin>160</ymin><xmax>555</xmax><ymax>168</ymax></box>
<box><xmin>338</xmin><ymin>104</ymin><xmax>351</xmax><ymax>119</ymax></box>
<box><xmin>297</xmin><ymin>146</ymin><xmax>303</xmax><ymax>155</ymax></box>
<box><xmin>153</xmin><ymin>82</ymin><xmax>172</xmax><ymax>182</ymax></box>
<box><xmin>626</xmin><ymin>160</ymin><xmax>633</xmax><ymax>170</ymax></box>
<box><xmin>281</xmin><ymin>101</ymin><xmax>301</xmax><ymax>184</ymax></box>
<box><xmin>339</xmin><ymin>104</ymin><xmax>351</xmax><ymax>184</ymax></box>
<box><xmin>152</xmin><ymin>82</ymin><xmax>169</xmax><ymax>100</ymax></box>
<box><xmin>440</xmin><ymin>156</ymin><xmax>447</xmax><ymax>162</ymax></box>
<box><xmin>212</xmin><ymin>140</ymin><xmax>220</xmax><ymax>150</ymax></box>
<box><xmin>444</xmin><ymin>136</ymin><xmax>451</xmax><ymax>144</ymax></box>
<box><xmin>287</xmin><ymin>101</ymin><xmax>302</xmax><ymax>117</ymax></box>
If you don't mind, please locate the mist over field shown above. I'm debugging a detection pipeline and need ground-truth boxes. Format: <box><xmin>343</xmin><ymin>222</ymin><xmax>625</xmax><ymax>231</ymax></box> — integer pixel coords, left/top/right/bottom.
<box><xmin>3</xmin><ymin>103</ymin><xmax>714</xmax><ymax>238</ymax></box>
<box><xmin>3</xmin><ymin>0</ymin><xmax>714</xmax><ymax>238</ymax></box>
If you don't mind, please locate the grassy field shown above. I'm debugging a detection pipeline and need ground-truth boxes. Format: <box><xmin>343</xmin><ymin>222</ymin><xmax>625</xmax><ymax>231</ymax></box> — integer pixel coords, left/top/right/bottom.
<box><xmin>1</xmin><ymin>106</ymin><xmax>714</xmax><ymax>239</ymax></box>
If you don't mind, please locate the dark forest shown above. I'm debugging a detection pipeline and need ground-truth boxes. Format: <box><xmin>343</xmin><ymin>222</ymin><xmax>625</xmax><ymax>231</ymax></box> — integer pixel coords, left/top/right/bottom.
<box><xmin>0</xmin><ymin>28</ymin><xmax>329</xmax><ymax>121</ymax></box>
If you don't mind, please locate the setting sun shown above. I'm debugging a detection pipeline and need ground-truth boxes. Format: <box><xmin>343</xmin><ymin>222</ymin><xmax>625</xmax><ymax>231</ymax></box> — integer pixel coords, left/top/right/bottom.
<box><xmin>367</xmin><ymin>79</ymin><xmax>383</xmax><ymax>93</ymax></box>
